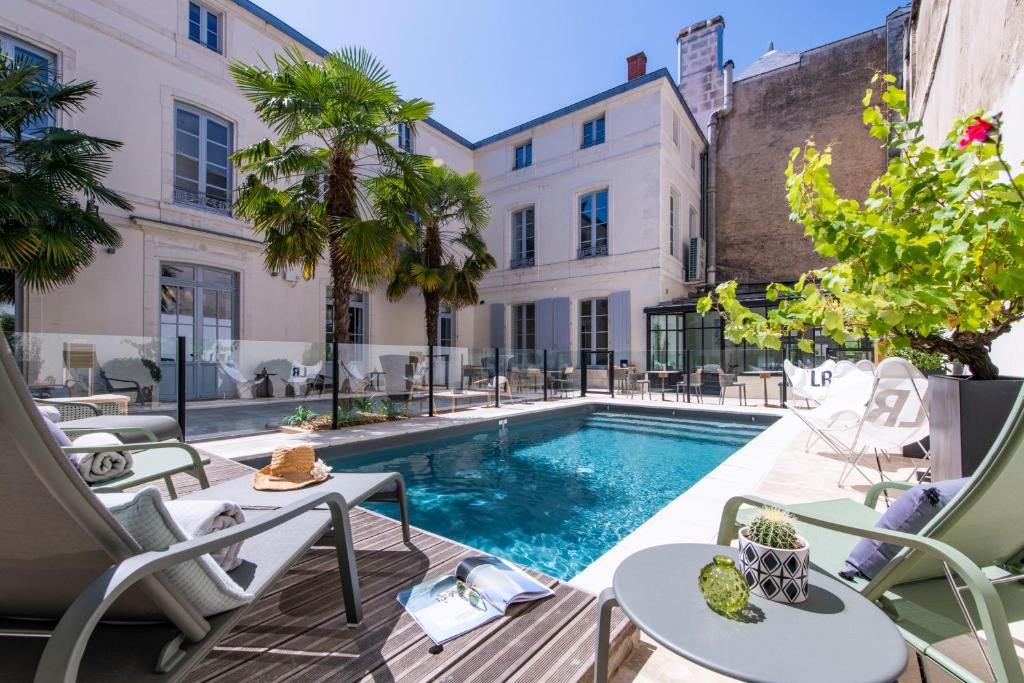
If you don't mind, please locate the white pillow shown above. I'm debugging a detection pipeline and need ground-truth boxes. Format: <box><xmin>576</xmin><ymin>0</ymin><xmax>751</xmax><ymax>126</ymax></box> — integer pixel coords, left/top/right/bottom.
<box><xmin>98</xmin><ymin>488</ymin><xmax>254</xmax><ymax>616</ymax></box>
<box><xmin>37</xmin><ymin>407</ymin><xmax>72</xmax><ymax>447</ymax></box>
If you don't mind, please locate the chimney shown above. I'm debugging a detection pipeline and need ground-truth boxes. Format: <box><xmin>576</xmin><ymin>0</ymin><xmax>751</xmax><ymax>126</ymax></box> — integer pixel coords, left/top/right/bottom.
<box><xmin>676</xmin><ymin>15</ymin><xmax>726</xmax><ymax>134</ymax></box>
<box><xmin>626</xmin><ymin>51</ymin><xmax>647</xmax><ymax>81</ymax></box>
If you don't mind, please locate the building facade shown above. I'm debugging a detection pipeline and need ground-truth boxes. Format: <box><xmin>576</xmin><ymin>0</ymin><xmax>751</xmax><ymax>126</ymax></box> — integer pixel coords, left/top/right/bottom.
<box><xmin>5</xmin><ymin>0</ymin><xmax>707</xmax><ymax>391</ymax></box>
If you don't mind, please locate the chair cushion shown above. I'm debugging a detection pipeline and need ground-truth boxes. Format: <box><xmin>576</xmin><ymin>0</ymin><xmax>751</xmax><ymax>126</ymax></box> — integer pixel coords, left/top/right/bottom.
<box><xmin>98</xmin><ymin>488</ymin><xmax>254</xmax><ymax>616</ymax></box>
<box><xmin>842</xmin><ymin>478</ymin><xmax>969</xmax><ymax>580</ymax></box>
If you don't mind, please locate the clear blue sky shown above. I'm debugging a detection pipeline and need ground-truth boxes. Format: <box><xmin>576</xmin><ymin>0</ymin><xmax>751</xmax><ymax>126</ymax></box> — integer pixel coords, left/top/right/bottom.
<box><xmin>250</xmin><ymin>0</ymin><xmax>905</xmax><ymax>142</ymax></box>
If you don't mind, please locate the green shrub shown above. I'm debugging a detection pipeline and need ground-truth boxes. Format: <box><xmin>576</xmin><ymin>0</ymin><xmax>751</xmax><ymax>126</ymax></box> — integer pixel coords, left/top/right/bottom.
<box><xmin>353</xmin><ymin>395</ymin><xmax>376</xmax><ymax>413</ymax></box>
<box><xmin>282</xmin><ymin>405</ymin><xmax>318</xmax><ymax>426</ymax></box>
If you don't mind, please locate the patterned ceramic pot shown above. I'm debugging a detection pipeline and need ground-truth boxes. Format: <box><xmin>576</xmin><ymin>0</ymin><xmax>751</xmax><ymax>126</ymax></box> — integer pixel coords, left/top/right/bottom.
<box><xmin>738</xmin><ymin>527</ymin><xmax>810</xmax><ymax>604</ymax></box>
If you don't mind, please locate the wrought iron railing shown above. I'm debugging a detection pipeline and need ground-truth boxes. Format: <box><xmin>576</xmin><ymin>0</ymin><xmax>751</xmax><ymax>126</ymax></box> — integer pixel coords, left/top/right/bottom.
<box><xmin>174</xmin><ymin>187</ymin><xmax>232</xmax><ymax>215</ymax></box>
<box><xmin>510</xmin><ymin>255</ymin><xmax>535</xmax><ymax>269</ymax></box>
<box><xmin>577</xmin><ymin>243</ymin><xmax>609</xmax><ymax>259</ymax></box>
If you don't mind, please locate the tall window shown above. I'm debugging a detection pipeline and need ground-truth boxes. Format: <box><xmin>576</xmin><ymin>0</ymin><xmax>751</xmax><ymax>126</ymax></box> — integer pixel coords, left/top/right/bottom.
<box><xmin>1</xmin><ymin>35</ymin><xmax>57</xmax><ymax>136</ymax></box>
<box><xmin>396</xmin><ymin>123</ymin><xmax>413</xmax><ymax>152</ymax></box>
<box><xmin>581</xmin><ymin>116</ymin><xmax>605</xmax><ymax>148</ymax></box>
<box><xmin>188</xmin><ymin>2</ymin><xmax>221</xmax><ymax>53</ymax></box>
<box><xmin>578</xmin><ymin>189</ymin><xmax>608</xmax><ymax>258</ymax></box>
<box><xmin>511</xmin><ymin>207</ymin><xmax>535</xmax><ymax>268</ymax></box>
<box><xmin>514</xmin><ymin>140</ymin><xmax>532</xmax><ymax>169</ymax></box>
<box><xmin>689</xmin><ymin>205</ymin><xmax>698</xmax><ymax>241</ymax></box>
<box><xmin>438</xmin><ymin>304</ymin><xmax>454</xmax><ymax>347</ymax></box>
<box><xmin>690</xmin><ymin>139</ymin><xmax>697</xmax><ymax>170</ymax></box>
<box><xmin>513</xmin><ymin>303</ymin><xmax>535</xmax><ymax>351</ymax></box>
<box><xmin>326</xmin><ymin>289</ymin><xmax>368</xmax><ymax>359</ymax></box>
<box><xmin>669</xmin><ymin>192</ymin><xmax>678</xmax><ymax>257</ymax></box>
<box><xmin>672</xmin><ymin>114</ymin><xmax>680</xmax><ymax>147</ymax></box>
<box><xmin>579</xmin><ymin>298</ymin><xmax>609</xmax><ymax>366</ymax></box>
<box><xmin>174</xmin><ymin>103</ymin><xmax>232</xmax><ymax>214</ymax></box>
<box><xmin>159</xmin><ymin>263</ymin><xmax>236</xmax><ymax>363</ymax></box>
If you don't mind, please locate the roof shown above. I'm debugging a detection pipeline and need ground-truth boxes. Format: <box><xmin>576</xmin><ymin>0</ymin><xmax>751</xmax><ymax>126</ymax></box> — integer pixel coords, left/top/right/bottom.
<box><xmin>229</xmin><ymin>2</ymin><xmax>706</xmax><ymax>151</ymax></box>
<box><xmin>736</xmin><ymin>49</ymin><xmax>801</xmax><ymax>81</ymax></box>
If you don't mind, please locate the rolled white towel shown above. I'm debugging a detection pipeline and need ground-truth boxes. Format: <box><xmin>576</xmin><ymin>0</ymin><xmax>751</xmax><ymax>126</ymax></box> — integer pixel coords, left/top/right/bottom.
<box><xmin>164</xmin><ymin>499</ymin><xmax>246</xmax><ymax>571</ymax></box>
<box><xmin>69</xmin><ymin>432</ymin><xmax>133</xmax><ymax>483</ymax></box>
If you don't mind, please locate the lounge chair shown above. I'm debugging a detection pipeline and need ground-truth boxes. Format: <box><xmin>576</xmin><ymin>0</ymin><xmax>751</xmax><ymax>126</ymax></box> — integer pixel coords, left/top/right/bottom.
<box><xmin>56</xmin><ymin>413</ymin><xmax>183</xmax><ymax>444</ymax></box>
<box><xmin>97</xmin><ymin>369</ymin><xmax>146</xmax><ymax>405</ymax></box>
<box><xmin>216</xmin><ymin>358</ymin><xmax>255</xmax><ymax>400</ymax></box>
<box><xmin>284</xmin><ymin>362</ymin><xmax>322</xmax><ymax>398</ymax></box>
<box><xmin>0</xmin><ymin>336</ymin><xmax>410</xmax><ymax>682</ymax></box>
<box><xmin>718</xmin><ymin>384</ymin><xmax>1024</xmax><ymax>682</ymax></box>
<box><xmin>784</xmin><ymin>358</ymin><xmax>838</xmax><ymax>406</ymax></box>
<box><xmin>338</xmin><ymin>358</ymin><xmax>374</xmax><ymax>394</ymax></box>
<box><xmin>471</xmin><ymin>375</ymin><xmax>514</xmax><ymax>402</ymax></box>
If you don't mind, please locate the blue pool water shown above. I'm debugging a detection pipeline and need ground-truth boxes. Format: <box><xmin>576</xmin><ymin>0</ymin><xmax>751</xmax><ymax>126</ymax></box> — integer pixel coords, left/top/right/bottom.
<box><xmin>329</xmin><ymin>409</ymin><xmax>766</xmax><ymax>580</ymax></box>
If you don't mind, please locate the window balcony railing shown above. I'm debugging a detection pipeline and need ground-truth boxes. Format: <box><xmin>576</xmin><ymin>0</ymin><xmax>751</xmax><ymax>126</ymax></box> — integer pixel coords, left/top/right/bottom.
<box><xmin>577</xmin><ymin>243</ymin><xmax>609</xmax><ymax>260</ymax></box>
<box><xmin>174</xmin><ymin>187</ymin><xmax>232</xmax><ymax>216</ymax></box>
<box><xmin>510</xmin><ymin>255</ymin><xmax>535</xmax><ymax>269</ymax></box>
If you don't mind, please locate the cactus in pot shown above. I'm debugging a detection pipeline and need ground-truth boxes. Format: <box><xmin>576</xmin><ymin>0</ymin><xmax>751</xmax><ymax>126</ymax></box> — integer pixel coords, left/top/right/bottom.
<box><xmin>738</xmin><ymin>507</ymin><xmax>810</xmax><ymax>603</ymax></box>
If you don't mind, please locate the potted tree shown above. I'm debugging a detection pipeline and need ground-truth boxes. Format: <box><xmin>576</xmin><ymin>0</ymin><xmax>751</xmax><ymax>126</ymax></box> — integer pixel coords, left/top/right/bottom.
<box><xmin>698</xmin><ymin>74</ymin><xmax>1024</xmax><ymax>479</ymax></box>
<box><xmin>738</xmin><ymin>508</ymin><xmax>809</xmax><ymax>604</ymax></box>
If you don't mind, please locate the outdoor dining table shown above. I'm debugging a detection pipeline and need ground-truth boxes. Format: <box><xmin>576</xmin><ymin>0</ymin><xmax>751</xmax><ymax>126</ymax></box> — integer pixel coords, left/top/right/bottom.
<box><xmin>741</xmin><ymin>370</ymin><xmax>783</xmax><ymax>408</ymax></box>
<box><xmin>646</xmin><ymin>370</ymin><xmax>670</xmax><ymax>400</ymax></box>
<box><xmin>593</xmin><ymin>543</ymin><xmax>907</xmax><ymax>683</ymax></box>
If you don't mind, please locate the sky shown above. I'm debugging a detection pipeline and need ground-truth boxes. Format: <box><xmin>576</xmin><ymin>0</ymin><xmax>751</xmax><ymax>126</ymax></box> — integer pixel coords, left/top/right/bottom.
<box><xmin>249</xmin><ymin>0</ymin><xmax>906</xmax><ymax>142</ymax></box>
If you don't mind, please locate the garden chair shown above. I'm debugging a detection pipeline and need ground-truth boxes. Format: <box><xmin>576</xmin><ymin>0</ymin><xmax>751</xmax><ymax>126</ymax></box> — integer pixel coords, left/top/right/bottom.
<box><xmin>549</xmin><ymin>366</ymin><xmax>576</xmax><ymax>398</ymax></box>
<box><xmin>216</xmin><ymin>358</ymin><xmax>255</xmax><ymax>400</ymax></box>
<box><xmin>471</xmin><ymin>374</ymin><xmax>514</xmax><ymax>402</ymax></box>
<box><xmin>718</xmin><ymin>384</ymin><xmax>1024</xmax><ymax>683</ymax></box>
<box><xmin>96</xmin><ymin>369</ymin><xmax>146</xmax><ymax>405</ymax></box>
<box><xmin>0</xmin><ymin>336</ymin><xmax>411</xmax><ymax>682</ymax></box>
<box><xmin>784</xmin><ymin>358</ymin><xmax>838</xmax><ymax>406</ymax></box>
<box><xmin>338</xmin><ymin>358</ymin><xmax>373</xmax><ymax>394</ymax></box>
<box><xmin>717</xmin><ymin>368</ymin><xmax>748</xmax><ymax>405</ymax></box>
<box><xmin>284</xmin><ymin>361</ymin><xmax>322</xmax><ymax>398</ymax></box>
<box><xmin>674</xmin><ymin>367</ymin><xmax>703</xmax><ymax>403</ymax></box>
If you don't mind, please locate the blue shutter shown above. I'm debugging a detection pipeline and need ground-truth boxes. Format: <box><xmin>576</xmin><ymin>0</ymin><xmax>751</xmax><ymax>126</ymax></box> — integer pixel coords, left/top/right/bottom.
<box><xmin>489</xmin><ymin>303</ymin><xmax>505</xmax><ymax>349</ymax></box>
<box><xmin>535</xmin><ymin>299</ymin><xmax>554</xmax><ymax>350</ymax></box>
<box><xmin>609</xmin><ymin>291</ymin><xmax>631</xmax><ymax>361</ymax></box>
<box><xmin>551</xmin><ymin>298</ymin><xmax>571</xmax><ymax>354</ymax></box>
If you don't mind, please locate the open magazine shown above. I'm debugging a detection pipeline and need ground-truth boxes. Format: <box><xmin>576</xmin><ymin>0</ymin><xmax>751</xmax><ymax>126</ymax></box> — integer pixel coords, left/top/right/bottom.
<box><xmin>397</xmin><ymin>555</ymin><xmax>554</xmax><ymax>644</ymax></box>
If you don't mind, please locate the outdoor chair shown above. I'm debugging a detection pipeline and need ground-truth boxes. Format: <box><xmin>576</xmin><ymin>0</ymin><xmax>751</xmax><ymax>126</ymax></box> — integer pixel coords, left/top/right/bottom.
<box><xmin>284</xmin><ymin>362</ymin><xmax>322</xmax><ymax>398</ymax></box>
<box><xmin>97</xmin><ymin>369</ymin><xmax>146</xmax><ymax>405</ymax></box>
<box><xmin>0</xmin><ymin>336</ymin><xmax>411</xmax><ymax>682</ymax></box>
<box><xmin>856</xmin><ymin>359</ymin><xmax>876</xmax><ymax>372</ymax></box>
<box><xmin>675</xmin><ymin>368</ymin><xmax>703</xmax><ymax>403</ymax></box>
<box><xmin>216</xmin><ymin>359</ymin><xmax>255</xmax><ymax>400</ymax></box>
<box><xmin>471</xmin><ymin>375</ymin><xmax>514</xmax><ymax>402</ymax></box>
<box><xmin>633</xmin><ymin>369</ymin><xmax>651</xmax><ymax>399</ymax></box>
<box><xmin>549</xmin><ymin>366</ymin><xmax>576</xmax><ymax>398</ymax></box>
<box><xmin>717</xmin><ymin>369</ymin><xmax>748</xmax><ymax>406</ymax></box>
<box><xmin>718</xmin><ymin>384</ymin><xmax>1024</xmax><ymax>683</ymax></box>
<box><xmin>35</xmin><ymin>397</ymin><xmax>184</xmax><ymax>446</ymax></box>
<box><xmin>784</xmin><ymin>358</ymin><xmax>838</xmax><ymax>407</ymax></box>
<box><xmin>337</xmin><ymin>358</ymin><xmax>373</xmax><ymax>394</ymax></box>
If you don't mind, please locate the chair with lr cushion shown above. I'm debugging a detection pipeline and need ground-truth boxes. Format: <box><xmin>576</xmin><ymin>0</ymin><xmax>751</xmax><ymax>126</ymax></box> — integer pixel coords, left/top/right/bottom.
<box><xmin>717</xmin><ymin>368</ymin><xmax>747</xmax><ymax>405</ymax></box>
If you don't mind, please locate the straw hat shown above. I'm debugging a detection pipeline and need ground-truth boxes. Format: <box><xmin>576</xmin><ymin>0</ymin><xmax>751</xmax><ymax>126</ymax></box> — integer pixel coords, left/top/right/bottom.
<box><xmin>253</xmin><ymin>443</ymin><xmax>330</xmax><ymax>491</ymax></box>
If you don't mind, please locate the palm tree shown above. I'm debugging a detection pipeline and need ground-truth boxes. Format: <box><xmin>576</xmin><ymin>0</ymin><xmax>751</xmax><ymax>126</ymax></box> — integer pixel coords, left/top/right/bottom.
<box><xmin>386</xmin><ymin>163</ymin><xmax>495</xmax><ymax>345</ymax></box>
<box><xmin>230</xmin><ymin>46</ymin><xmax>432</xmax><ymax>343</ymax></box>
<box><xmin>0</xmin><ymin>54</ymin><xmax>131</xmax><ymax>308</ymax></box>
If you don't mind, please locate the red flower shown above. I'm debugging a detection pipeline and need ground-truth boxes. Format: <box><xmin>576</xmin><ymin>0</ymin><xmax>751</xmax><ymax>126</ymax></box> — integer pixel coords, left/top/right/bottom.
<box><xmin>959</xmin><ymin>116</ymin><xmax>994</xmax><ymax>148</ymax></box>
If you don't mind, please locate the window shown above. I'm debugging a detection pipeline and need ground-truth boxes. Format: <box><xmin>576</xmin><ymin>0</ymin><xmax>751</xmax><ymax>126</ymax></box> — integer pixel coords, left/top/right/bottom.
<box><xmin>689</xmin><ymin>205</ymin><xmax>699</xmax><ymax>241</ymax></box>
<box><xmin>396</xmin><ymin>123</ymin><xmax>413</xmax><ymax>152</ymax></box>
<box><xmin>326</xmin><ymin>289</ymin><xmax>368</xmax><ymax>359</ymax></box>
<box><xmin>188</xmin><ymin>2</ymin><xmax>221</xmax><ymax>53</ymax></box>
<box><xmin>513</xmin><ymin>303</ymin><xmax>535</xmax><ymax>351</ymax></box>
<box><xmin>579</xmin><ymin>298</ymin><xmax>609</xmax><ymax>366</ymax></box>
<box><xmin>581</xmin><ymin>116</ymin><xmax>605</xmax><ymax>148</ymax></box>
<box><xmin>669</xmin><ymin>192</ymin><xmax>678</xmax><ymax>257</ymax></box>
<box><xmin>438</xmin><ymin>304</ymin><xmax>454</xmax><ymax>348</ymax></box>
<box><xmin>672</xmin><ymin>114</ymin><xmax>680</xmax><ymax>147</ymax></box>
<box><xmin>690</xmin><ymin>139</ymin><xmax>697</xmax><ymax>171</ymax></box>
<box><xmin>511</xmin><ymin>207</ymin><xmax>535</xmax><ymax>268</ymax></box>
<box><xmin>174</xmin><ymin>103</ymin><xmax>232</xmax><ymax>214</ymax></box>
<box><xmin>514</xmin><ymin>141</ymin><xmax>532</xmax><ymax>169</ymax></box>
<box><xmin>0</xmin><ymin>35</ymin><xmax>57</xmax><ymax>137</ymax></box>
<box><xmin>578</xmin><ymin>189</ymin><xmax>608</xmax><ymax>258</ymax></box>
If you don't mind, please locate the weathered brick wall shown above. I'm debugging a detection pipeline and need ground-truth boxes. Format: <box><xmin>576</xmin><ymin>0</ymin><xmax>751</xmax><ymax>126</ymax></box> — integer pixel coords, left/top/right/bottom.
<box><xmin>678</xmin><ymin>17</ymin><xmax>724</xmax><ymax>132</ymax></box>
<box><xmin>715</xmin><ymin>28</ymin><xmax>888</xmax><ymax>284</ymax></box>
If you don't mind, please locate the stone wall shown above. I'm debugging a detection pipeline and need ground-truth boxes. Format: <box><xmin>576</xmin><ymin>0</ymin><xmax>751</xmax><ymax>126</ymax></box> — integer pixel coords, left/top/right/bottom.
<box><xmin>677</xmin><ymin>16</ymin><xmax>724</xmax><ymax>133</ymax></box>
<box><xmin>714</xmin><ymin>28</ymin><xmax>889</xmax><ymax>284</ymax></box>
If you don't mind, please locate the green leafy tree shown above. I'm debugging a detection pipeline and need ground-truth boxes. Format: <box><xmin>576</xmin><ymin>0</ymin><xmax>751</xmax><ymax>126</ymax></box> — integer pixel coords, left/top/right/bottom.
<box><xmin>698</xmin><ymin>74</ymin><xmax>1024</xmax><ymax>379</ymax></box>
<box><xmin>385</xmin><ymin>163</ymin><xmax>495</xmax><ymax>345</ymax></box>
<box><xmin>0</xmin><ymin>55</ymin><xmax>131</xmax><ymax>305</ymax></box>
<box><xmin>230</xmin><ymin>46</ymin><xmax>432</xmax><ymax>342</ymax></box>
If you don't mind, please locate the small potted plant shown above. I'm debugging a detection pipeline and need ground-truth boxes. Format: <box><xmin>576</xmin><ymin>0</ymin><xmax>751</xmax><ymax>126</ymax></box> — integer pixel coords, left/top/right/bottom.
<box><xmin>738</xmin><ymin>508</ymin><xmax>809</xmax><ymax>604</ymax></box>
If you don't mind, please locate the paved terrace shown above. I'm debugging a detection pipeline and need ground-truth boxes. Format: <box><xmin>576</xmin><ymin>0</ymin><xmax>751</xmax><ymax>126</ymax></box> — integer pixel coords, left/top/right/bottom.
<box><xmin>189</xmin><ymin>395</ymin><xmax>933</xmax><ymax>681</ymax></box>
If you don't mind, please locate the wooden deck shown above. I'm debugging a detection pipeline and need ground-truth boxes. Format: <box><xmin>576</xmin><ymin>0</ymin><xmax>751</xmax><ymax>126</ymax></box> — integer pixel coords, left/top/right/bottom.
<box><xmin>150</xmin><ymin>458</ymin><xmax>637</xmax><ymax>682</ymax></box>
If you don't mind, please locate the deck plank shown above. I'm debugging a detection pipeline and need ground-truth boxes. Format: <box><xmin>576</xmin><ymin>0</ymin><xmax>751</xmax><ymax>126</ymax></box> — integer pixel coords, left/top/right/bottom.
<box><xmin>166</xmin><ymin>456</ymin><xmax>635</xmax><ymax>683</ymax></box>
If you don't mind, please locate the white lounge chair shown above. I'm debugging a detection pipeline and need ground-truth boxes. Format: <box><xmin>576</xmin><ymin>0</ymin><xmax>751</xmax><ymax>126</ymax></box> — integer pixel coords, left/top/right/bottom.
<box><xmin>284</xmin><ymin>362</ymin><xmax>322</xmax><ymax>398</ymax></box>
<box><xmin>216</xmin><ymin>358</ymin><xmax>255</xmax><ymax>399</ymax></box>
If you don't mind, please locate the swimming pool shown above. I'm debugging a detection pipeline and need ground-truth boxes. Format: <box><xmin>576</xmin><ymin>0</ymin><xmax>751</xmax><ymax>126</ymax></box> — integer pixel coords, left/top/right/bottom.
<box><xmin>328</xmin><ymin>407</ymin><xmax>768</xmax><ymax>580</ymax></box>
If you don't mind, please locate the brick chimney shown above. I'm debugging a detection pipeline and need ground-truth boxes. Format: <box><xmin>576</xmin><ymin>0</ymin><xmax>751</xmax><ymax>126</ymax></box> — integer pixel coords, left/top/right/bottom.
<box><xmin>677</xmin><ymin>16</ymin><xmax>725</xmax><ymax>133</ymax></box>
<box><xmin>626</xmin><ymin>51</ymin><xmax>647</xmax><ymax>81</ymax></box>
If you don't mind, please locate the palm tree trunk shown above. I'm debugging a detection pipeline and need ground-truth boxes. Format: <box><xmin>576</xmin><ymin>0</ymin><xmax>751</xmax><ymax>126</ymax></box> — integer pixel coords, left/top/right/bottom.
<box><xmin>326</xmin><ymin>150</ymin><xmax>358</xmax><ymax>345</ymax></box>
<box><xmin>423</xmin><ymin>221</ymin><xmax>442</xmax><ymax>345</ymax></box>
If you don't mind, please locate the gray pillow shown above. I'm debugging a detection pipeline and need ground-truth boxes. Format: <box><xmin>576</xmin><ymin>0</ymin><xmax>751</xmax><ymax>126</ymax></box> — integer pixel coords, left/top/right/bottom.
<box><xmin>841</xmin><ymin>478</ymin><xmax>969</xmax><ymax>580</ymax></box>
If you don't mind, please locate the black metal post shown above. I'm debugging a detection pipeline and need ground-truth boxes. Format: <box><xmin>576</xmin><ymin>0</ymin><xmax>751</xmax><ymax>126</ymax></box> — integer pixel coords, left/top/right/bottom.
<box><xmin>685</xmin><ymin>349</ymin><xmax>691</xmax><ymax>403</ymax></box>
<box><xmin>493</xmin><ymin>347</ymin><xmax>500</xmax><ymax>408</ymax></box>
<box><xmin>781</xmin><ymin>338</ymin><xmax>789</xmax><ymax>406</ymax></box>
<box><xmin>176</xmin><ymin>336</ymin><xmax>186</xmax><ymax>438</ymax></box>
<box><xmin>443</xmin><ymin>354</ymin><xmax>450</xmax><ymax>389</ymax></box>
<box><xmin>543</xmin><ymin>349</ymin><xmax>548</xmax><ymax>401</ymax></box>
<box><xmin>580</xmin><ymin>349</ymin><xmax>588</xmax><ymax>397</ymax></box>
<box><xmin>608</xmin><ymin>350</ymin><xmax>615</xmax><ymax>398</ymax></box>
<box><xmin>331</xmin><ymin>340</ymin><xmax>339</xmax><ymax>430</ymax></box>
<box><xmin>428</xmin><ymin>344</ymin><xmax>435</xmax><ymax>417</ymax></box>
